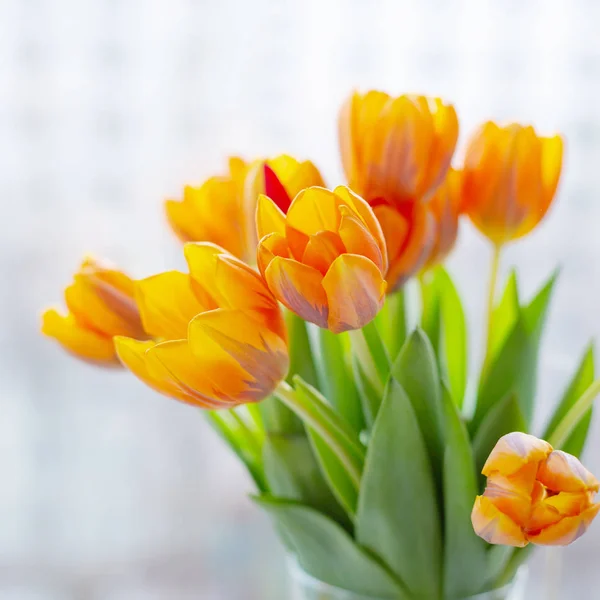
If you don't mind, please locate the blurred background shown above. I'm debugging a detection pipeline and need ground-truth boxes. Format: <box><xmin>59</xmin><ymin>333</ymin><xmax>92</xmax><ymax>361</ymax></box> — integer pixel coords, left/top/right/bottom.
<box><xmin>3</xmin><ymin>0</ymin><xmax>600</xmax><ymax>597</ymax></box>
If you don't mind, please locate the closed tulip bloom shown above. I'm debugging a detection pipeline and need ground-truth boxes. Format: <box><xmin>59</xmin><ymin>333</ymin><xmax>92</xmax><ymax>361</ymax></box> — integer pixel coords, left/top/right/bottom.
<box><xmin>423</xmin><ymin>169</ymin><xmax>462</xmax><ymax>269</ymax></box>
<box><xmin>165</xmin><ymin>155</ymin><xmax>324</xmax><ymax>264</ymax></box>
<box><xmin>462</xmin><ymin>122</ymin><xmax>564</xmax><ymax>246</ymax></box>
<box><xmin>256</xmin><ymin>186</ymin><xmax>388</xmax><ymax>334</ymax></box>
<box><xmin>472</xmin><ymin>432</ymin><xmax>600</xmax><ymax>547</ymax></box>
<box><xmin>41</xmin><ymin>258</ymin><xmax>146</xmax><ymax>366</ymax></box>
<box><xmin>338</xmin><ymin>90</ymin><xmax>459</xmax><ymax>207</ymax></box>
<box><xmin>115</xmin><ymin>243</ymin><xmax>289</xmax><ymax>409</ymax></box>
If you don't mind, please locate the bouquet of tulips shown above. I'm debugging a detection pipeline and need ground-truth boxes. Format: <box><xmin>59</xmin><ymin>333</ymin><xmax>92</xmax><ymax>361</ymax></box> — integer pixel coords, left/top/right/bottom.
<box><xmin>42</xmin><ymin>91</ymin><xmax>600</xmax><ymax>600</ymax></box>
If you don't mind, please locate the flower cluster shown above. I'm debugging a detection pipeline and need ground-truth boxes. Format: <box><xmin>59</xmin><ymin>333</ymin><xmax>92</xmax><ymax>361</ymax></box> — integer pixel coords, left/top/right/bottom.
<box><xmin>41</xmin><ymin>87</ymin><xmax>600</xmax><ymax>597</ymax></box>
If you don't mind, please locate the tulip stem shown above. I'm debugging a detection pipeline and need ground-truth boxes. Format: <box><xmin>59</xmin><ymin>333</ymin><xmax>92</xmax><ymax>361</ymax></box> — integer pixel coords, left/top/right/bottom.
<box><xmin>484</xmin><ymin>244</ymin><xmax>502</xmax><ymax>365</ymax></box>
<box><xmin>548</xmin><ymin>378</ymin><xmax>600</xmax><ymax>448</ymax></box>
<box><xmin>273</xmin><ymin>380</ymin><xmax>364</xmax><ymax>490</ymax></box>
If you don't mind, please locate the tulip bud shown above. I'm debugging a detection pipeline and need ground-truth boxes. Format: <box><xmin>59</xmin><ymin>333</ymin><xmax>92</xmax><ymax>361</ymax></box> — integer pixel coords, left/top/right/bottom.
<box><xmin>462</xmin><ymin>122</ymin><xmax>563</xmax><ymax>246</ymax></box>
<box><xmin>41</xmin><ymin>258</ymin><xmax>146</xmax><ymax>366</ymax></box>
<box><xmin>472</xmin><ymin>432</ymin><xmax>600</xmax><ymax>547</ymax></box>
<box><xmin>256</xmin><ymin>186</ymin><xmax>388</xmax><ymax>334</ymax></box>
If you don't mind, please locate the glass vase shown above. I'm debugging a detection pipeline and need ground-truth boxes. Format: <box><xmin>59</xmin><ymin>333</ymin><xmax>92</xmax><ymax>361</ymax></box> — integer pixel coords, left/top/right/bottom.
<box><xmin>288</xmin><ymin>559</ymin><xmax>528</xmax><ymax>600</ymax></box>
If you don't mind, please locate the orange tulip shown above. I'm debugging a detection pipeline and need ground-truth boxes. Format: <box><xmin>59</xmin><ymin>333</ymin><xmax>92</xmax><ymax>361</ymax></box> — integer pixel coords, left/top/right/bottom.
<box><xmin>338</xmin><ymin>90</ymin><xmax>459</xmax><ymax>207</ymax></box>
<box><xmin>372</xmin><ymin>200</ymin><xmax>435</xmax><ymax>291</ymax></box>
<box><xmin>256</xmin><ymin>186</ymin><xmax>388</xmax><ymax>334</ymax></box>
<box><xmin>472</xmin><ymin>432</ymin><xmax>600</xmax><ymax>547</ymax></box>
<box><xmin>115</xmin><ymin>243</ymin><xmax>289</xmax><ymax>409</ymax></box>
<box><xmin>41</xmin><ymin>258</ymin><xmax>146</xmax><ymax>366</ymax></box>
<box><xmin>462</xmin><ymin>123</ymin><xmax>564</xmax><ymax>246</ymax></box>
<box><xmin>165</xmin><ymin>155</ymin><xmax>324</xmax><ymax>264</ymax></box>
<box><xmin>423</xmin><ymin>169</ymin><xmax>462</xmax><ymax>270</ymax></box>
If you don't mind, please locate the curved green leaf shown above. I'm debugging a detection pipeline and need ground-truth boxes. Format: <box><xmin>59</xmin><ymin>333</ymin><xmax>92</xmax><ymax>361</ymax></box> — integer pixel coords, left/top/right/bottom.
<box><xmin>442</xmin><ymin>385</ymin><xmax>487</xmax><ymax>598</ymax></box>
<box><xmin>472</xmin><ymin>394</ymin><xmax>526</xmax><ymax>481</ymax></box>
<box><xmin>391</xmin><ymin>328</ymin><xmax>445</xmax><ymax>474</ymax></box>
<box><xmin>306</xmin><ymin>427</ymin><xmax>358</xmax><ymax>521</ymax></box>
<box><xmin>254</xmin><ymin>496</ymin><xmax>406</xmax><ymax>599</ymax></box>
<box><xmin>436</xmin><ymin>268</ymin><xmax>468</xmax><ymax>408</ymax></box>
<box><xmin>263</xmin><ymin>433</ymin><xmax>350</xmax><ymax>529</ymax></box>
<box><xmin>311</xmin><ymin>327</ymin><xmax>365</xmax><ymax>434</ymax></box>
<box><xmin>543</xmin><ymin>344</ymin><xmax>595</xmax><ymax>457</ymax></box>
<box><xmin>356</xmin><ymin>378</ymin><xmax>442</xmax><ymax>598</ymax></box>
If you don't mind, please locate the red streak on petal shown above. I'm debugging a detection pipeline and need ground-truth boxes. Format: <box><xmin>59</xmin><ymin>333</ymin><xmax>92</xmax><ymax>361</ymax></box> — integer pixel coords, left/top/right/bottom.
<box><xmin>264</xmin><ymin>164</ymin><xmax>292</xmax><ymax>213</ymax></box>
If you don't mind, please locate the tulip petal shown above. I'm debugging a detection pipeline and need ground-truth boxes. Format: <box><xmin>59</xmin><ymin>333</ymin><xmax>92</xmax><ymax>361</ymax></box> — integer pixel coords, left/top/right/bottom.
<box><xmin>256</xmin><ymin>194</ymin><xmax>287</xmax><ymax>240</ymax></box>
<box><xmin>541</xmin><ymin>135</ymin><xmax>563</xmax><ymax>207</ymax></box>
<box><xmin>338</xmin><ymin>206</ymin><xmax>385</xmax><ymax>272</ymax></box>
<box><xmin>482</xmin><ymin>432</ymin><xmax>553</xmax><ymax>478</ymax></box>
<box><xmin>421</xmin><ymin>100</ymin><xmax>459</xmax><ymax>197</ymax></box>
<box><xmin>375</xmin><ymin>204</ymin><xmax>435</xmax><ymax>292</ymax></box>
<box><xmin>322</xmin><ymin>254</ymin><xmax>387</xmax><ymax>334</ymax></box>
<box><xmin>136</xmin><ymin>271</ymin><xmax>206</xmax><ymax>340</ymax></box>
<box><xmin>286</xmin><ymin>187</ymin><xmax>342</xmax><ymax>238</ymax></box>
<box><xmin>484</xmin><ymin>462</ymin><xmax>540</xmax><ymax>527</ymax></box>
<box><xmin>286</xmin><ymin>160</ymin><xmax>326</xmax><ymax>197</ymax></box>
<box><xmin>302</xmin><ymin>231</ymin><xmax>346</xmax><ymax>276</ymax></box>
<box><xmin>147</xmin><ymin>339</ymin><xmax>238</xmax><ymax>408</ymax></box>
<box><xmin>263</xmin><ymin>163</ymin><xmax>292</xmax><ymax>213</ymax></box>
<box><xmin>526</xmin><ymin>503</ymin><xmax>600</xmax><ymax>546</ymax></box>
<box><xmin>65</xmin><ymin>275</ymin><xmax>144</xmax><ymax>339</ymax></box>
<box><xmin>471</xmin><ymin>495</ymin><xmax>528</xmax><ymax>547</ymax></box>
<box><xmin>165</xmin><ymin>197</ymin><xmax>202</xmax><ymax>243</ymax></box>
<box><xmin>257</xmin><ymin>232</ymin><xmax>291</xmax><ymax>277</ymax></box>
<box><xmin>184</xmin><ymin>242</ymin><xmax>226</xmax><ymax>308</ymax></box>
<box><xmin>537</xmin><ymin>450</ymin><xmax>600</xmax><ymax>494</ymax></box>
<box><xmin>42</xmin><ymin>309</ymin><xmax>118</xmax><ymax>364</ymax></box>
<box><xmin>264</xmin><ymin>257</ymin><xmax>328</xmax><ymax>329</ymax></box>
<box><xmin>527</xmin><ymin>492</ymin><xmax>592</xmax><ymax>532</ymax></box>
<box><xmin>188</xmin><ymin>308</ymin><xmax>289</xmax><ymax>404</ymax></box>
<box><xmin>114</xmin><ymin>336</ymin><xmax>183</xmax><ymax>400</ymax></box>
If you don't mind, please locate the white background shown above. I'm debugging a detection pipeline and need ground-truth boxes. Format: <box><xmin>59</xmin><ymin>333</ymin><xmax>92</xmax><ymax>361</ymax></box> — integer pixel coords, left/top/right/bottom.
<box><xmin>2</xmin><ymin>0</ymin><xmax>600</xmax><ymax>597</ymax></box>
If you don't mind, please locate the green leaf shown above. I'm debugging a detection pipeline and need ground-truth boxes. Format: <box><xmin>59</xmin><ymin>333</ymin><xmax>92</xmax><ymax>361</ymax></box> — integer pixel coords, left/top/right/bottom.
<box><xmin>488</xmin><ymin>270</ymin><xmax>520</xmax><ymax>364</ymax></box>
<box><xmin>356</xmin><ymin>378</ymin><xmax>442</xmax><ymax>598</ymax></box>
<box><xmin>262</xmin><ymin>433</ymin><xmax>351</xmax><ymax>530</ymax></box>
<box><xmin>351</xmin><ymin>354</ymin><xmax>382</xmax><ymax>429</ymax></box>
<box><xmin>285</xmin><ymin>310</ymin><xmax>320</xmax><ymax>388</ymax></box>
<box><xmin>547</xmin><ymin>378</ymin><xmax>600</xmax><ymax>450</ymax></box>
<box><xmin>543</xmin><ymin>344</ymin><xmax>595</xmax><ymax>457</ymax></box>
<box><xmin>254</xmin><ymin>496</ymin><xmax>406</xmax><ymax>599</ymax></box>
<box><xmin>205</xmin><ymin>411</ymin><xmax>266</xmax><ymax>491</ymax></box>
<box><xmin>436</xmin><ymin>268</ymin><xmax>468</xmax><ymax>408</ymax></box>
<box><xmin>472</xmin><ymin>273</ymin><xmax>556</xmax><ymax>434</ymax></box>
<box><xmin>311</xmin><ymin>327</ymin><xmax>365</xmax><ymax>434</ymax></box>
<box><xmin>279</xmin><ymin>378</ymin><xmax>365</xmax><ymax>490</ymax></box>
<box><xmin>472</xmin><ymin>394</ymin><xmax>526</xmax><ymax>481</ymax></box>
<box><xmin>391</xmin><ymin>329</ymin><xmax>445</xmax><ymax>476</ymax></box>
<box><xmin>442</xmin><ymin>385</ymin><xmax>488</xmax><ymax>598</ymax></box>
<box><xmin>375</xmin><ymin>289</ymin><xmax>407</xmax><ymax>360</ymax></box>
<box><xmin>306</xmin><ymin>428</ymin><xmax>358</xmax><ymax>521</ymax></box>
<box><xmin>259</xmin><ymin>395</ymin><xmax>304</xmax><ymax>435</ymax></box>
<box><xmin>349</xmin><ymin>321</ymin><xmax>390</xmax><ymax>398</ymax></box>
<box><xmin>420</xmin><ymin>274</ymin><xmax>442</xmax><ymax>357</ymax></box>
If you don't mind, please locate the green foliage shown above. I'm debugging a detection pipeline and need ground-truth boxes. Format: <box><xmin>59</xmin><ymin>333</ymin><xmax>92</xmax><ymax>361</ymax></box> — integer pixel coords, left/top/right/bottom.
<box><xmin>310</xmin><ymin>327</ymin><xmax>365</xmax><ymax>434</ymax></box>
<box><xmin>356</xmin><ymin>378</ymin><xmax>442</xmax><ymax>599</ymax></box>
<box><xmin>254</xmin><ymin>496</ymin><xmax>407</xmax><ymax>599</ymax></box>
<box><xmin>442</xmin><ymin>384</ymin><xmax>488</xmax><ymax>598</ymax></box>
<box><xmin>471</xmin><ymin>271</ymin><xmax>557</xmax><ymax>434</ymax></box>
<box><xmin>543</xmin><ymin>344</ymin><xmax>595</xmax><ymax>456</ymax></box>
<box><xmin>263</xmin><ymin>433</ymin><xmax>351</xmax><ymax>529</ymax></box>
